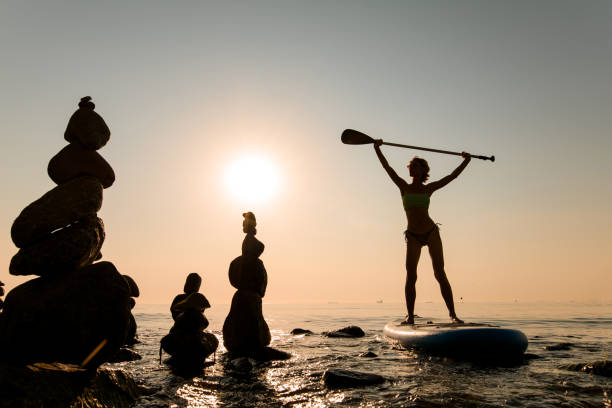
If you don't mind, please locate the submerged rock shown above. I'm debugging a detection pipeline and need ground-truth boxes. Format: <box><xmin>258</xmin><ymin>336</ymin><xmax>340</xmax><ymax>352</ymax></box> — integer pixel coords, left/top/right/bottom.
<box><xmin>9</xmin><ymin>216</ymin><xmax>105</xmax><ymax>276</ymax></box>
<box><xmin>11</xmin><ymin>176</ymin><xmax>103</xmax><ymax>248</ymax></box>
<box><xmin>359</xmin><ymin>351</ymin><xmax>377</xmax><ymax>358</ymax></box>
<box><xmin>48</xmin><ymin>143</ymin><xmax>115</xmax><ymax>188</ymax></box>
<box><xmin>545</xmin><ymin>342</ymin><xmax>573</xmax><ymax>351</ymax></box>
<box><xmin>561</xmin><ymin>360</ymin><xmax>612</xmax><ymax>377</ymax></box>
<box><xmin>252</xmin><ymin>346</ymin><xmax>291</xmax><ymax>361</ymax></box>
<box><xmin>323</xmin><ymin>326</ymin><xmax>365</xmax><ymax>338</ymax></box>
<box><xmin>0</xmin><ymin>362</ymin><xmax>139</xmax><ymax>408</ymax></box>
<box><xmin>291</xmin><ymin>328</ymin><xmax>313</xmax><ymax>335</ymax></box>
<box><xmin>0</xmin><ymin>261</ymin><xmax>131</xmax><ymax>367</ymax></box>
<box><xmin>322</xmin><ymin>369</ymin><xmax>385</xmax><ymax>388</ymax></box>
<box><xmin>108</xmin><ymin>347</ymin><xmax>142</xmax><ymax>363</ymax></box>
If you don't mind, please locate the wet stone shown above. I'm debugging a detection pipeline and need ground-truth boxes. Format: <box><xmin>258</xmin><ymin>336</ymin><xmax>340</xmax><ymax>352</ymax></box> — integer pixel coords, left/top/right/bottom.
<box><xmin>545</xmin><ymin>342</ymin><xmax>573</xmax><ymax>351</ymax></box>
<box><xmin>108</xmin><ymin>347</ymin><xmax>142</xmax><ymax>363</ymax></box>
<box><xmin>359</xmin><ymin>351</ymin><xmax>377</xmax><ymax>358</ymax></box>
<box><xmin>322</xmin><ymin>369</ymin><xmax>385</xmax><ymax>388</ymax></box>
<box><xmin>323</xmin><ymin>325</ymin><xmax>365</xmax><ymax>338</ymax></box>
<box><xmin>560</xmin><ymin>360</ymin><xmax>612</xmax><ymax>377</ymax></box>
<box><xmin>291</xmin><ymin>328</ymin><xmax>313</xmax><ymax>335</ymax></box>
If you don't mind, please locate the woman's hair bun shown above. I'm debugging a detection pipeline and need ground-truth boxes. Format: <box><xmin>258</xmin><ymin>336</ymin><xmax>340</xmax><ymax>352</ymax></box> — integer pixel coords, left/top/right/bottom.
<box><xmin>78</xmin><ymin>96</ymin><xmax>95</xmax><ymax>109</ymax></box>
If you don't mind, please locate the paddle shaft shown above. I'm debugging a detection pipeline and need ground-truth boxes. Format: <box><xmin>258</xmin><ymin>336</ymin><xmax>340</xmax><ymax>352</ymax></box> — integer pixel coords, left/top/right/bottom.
<box><xmin>382</xmin><ymin>141</ymin><xmax>494</xmax><ymax>162</ymax></box>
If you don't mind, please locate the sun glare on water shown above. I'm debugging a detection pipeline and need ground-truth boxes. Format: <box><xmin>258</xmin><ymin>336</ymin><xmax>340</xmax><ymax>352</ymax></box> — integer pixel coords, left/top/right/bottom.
<box><xmin>225</xmin><ymin>156</ymin><xmax>280</xmax><ymax>204</ymax></box>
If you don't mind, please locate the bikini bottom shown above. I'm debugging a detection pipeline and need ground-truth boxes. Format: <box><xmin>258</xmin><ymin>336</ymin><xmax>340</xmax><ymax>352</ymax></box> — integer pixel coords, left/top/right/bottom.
<box><xmin>404</xmin><ymin>225</ymin><xmax>438</xmax><ymax>246</ymax></box>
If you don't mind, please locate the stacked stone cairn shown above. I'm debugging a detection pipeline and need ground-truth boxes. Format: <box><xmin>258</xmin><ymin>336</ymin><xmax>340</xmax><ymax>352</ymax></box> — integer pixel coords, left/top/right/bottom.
<box><xmin>0</xmin><ymin>97</ymin><xmax>137</xmax><ymax>368</ymax></box>
<box><xmin>161</xmin><ymin>273</ymin><xmax>218</xmax><ymax>367</ymax></box>
<box><xmin>222</xmin><ymin>212</ymin><xmax>290</xmax><ymax>360</ymax></box>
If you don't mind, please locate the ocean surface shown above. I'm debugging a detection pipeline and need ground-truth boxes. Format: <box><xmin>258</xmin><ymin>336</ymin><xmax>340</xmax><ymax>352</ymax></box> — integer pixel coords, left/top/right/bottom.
<box><xmin>114</xmin><ymin>302</ymin><xmax>611</xmax><ymax>407</ymax></box>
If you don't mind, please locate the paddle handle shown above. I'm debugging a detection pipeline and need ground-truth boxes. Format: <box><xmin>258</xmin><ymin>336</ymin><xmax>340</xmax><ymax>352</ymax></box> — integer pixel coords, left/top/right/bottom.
<box><xmin>382</xmin><ymin>141</ymin><xmax>495</xmax><ymax>162</ymax></box>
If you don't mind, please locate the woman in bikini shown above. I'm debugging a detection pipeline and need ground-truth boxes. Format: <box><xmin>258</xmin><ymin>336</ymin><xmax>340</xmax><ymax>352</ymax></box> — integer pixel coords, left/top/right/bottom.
<box><xmin>373</xmin><ymin>139</ymin><xmax>470</xmax><ymax>324</ymax></box>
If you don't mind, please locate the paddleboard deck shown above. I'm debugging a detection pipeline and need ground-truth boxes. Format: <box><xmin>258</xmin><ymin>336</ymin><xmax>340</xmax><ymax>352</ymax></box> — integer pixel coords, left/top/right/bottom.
<box><xmin>384</xmin><ymin>320</ymin><xmax>528</xmax><ymax>359</ymax></box>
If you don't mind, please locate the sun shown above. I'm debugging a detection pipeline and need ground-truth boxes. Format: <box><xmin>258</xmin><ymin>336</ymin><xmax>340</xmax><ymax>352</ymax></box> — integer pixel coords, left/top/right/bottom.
<box><xmin>225</xmin><ymin>155</ymin><xmax>280</xmax><ymax>204</ymax></box>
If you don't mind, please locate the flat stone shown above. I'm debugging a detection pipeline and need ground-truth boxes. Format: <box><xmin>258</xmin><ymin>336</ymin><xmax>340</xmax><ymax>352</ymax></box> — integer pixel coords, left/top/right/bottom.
<box><xmin>64</xmin><ymin>97</ymin><xmax>111</xmax><ymax>150</ymax></box>
<box><xmin>11</xmin><ymin>176</ymin><xmax>103</xmax><ymax>248</ymax></box>
<box><xmin>9</xmin><ymin>216</ymin><xmax>104</xmax><ymax>277</ymax></box>
<box><xmin>0</xmin><ymin>261</ymin><xmax>131</xmax><ymax>367</ymax></box>
<box><xmin>323</xmin><ymin>325</ymin><xmax>365</xmax><ymax>338</ymax></box>
<box><xmin>48</xmin><ymin>143</ymin><xmax>115</xmax><ymax>188</ymax></box>
<box><xmin>322</xmin><ymin>369</ymin><xmax>385</xmax><ymax>388</ymax></box>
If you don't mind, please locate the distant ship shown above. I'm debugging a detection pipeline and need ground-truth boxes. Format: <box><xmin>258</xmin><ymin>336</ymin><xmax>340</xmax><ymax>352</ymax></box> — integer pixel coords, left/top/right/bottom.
<box><xmin>376</xmin><ymin>299</ymin><xmax>383</xmax><ymax>304</ymax></box>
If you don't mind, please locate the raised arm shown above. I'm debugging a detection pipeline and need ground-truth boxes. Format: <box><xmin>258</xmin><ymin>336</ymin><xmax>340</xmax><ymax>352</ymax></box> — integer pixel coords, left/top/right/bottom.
<box><xmin>373</xmin><ymin>140</ymin><xmax>406</xmax><ymax>190</ymax></box>
<box><xmin>427</xmin><ymin>152</ymin><xmax>471</xmax><ymax>193</ymax></box>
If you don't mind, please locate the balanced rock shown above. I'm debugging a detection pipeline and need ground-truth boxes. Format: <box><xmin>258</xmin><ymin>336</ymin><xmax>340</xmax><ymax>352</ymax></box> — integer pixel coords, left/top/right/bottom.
<box><xmin>228</xmin><ymin>255</ymin><xmax>267</xmax><ymax>296</ymax></box>
<box><xmin>0</xmin><ymin>261</ymin><xmax>131</xmax><ymax>367</ymax></box>
<box><xmin>10</xmin><ymin>215</ymin><xmax>104</xmax><ymax>277</ymax></box>
<box><xmin>242</xmin><ymin>233</ymin><xmax>264</xmax><ymax>258</ymax></box>
<box><xmin>11</xmin><ymin>176</ymin><xmax>103</xmax><ymax>248</ymax></box>
<box><xmin>160</xmin><ymin>328</ymin><xmax>218</xmax><ymax>364</ymax></box>
<box><xmin>122</xmin><ymin>275</ymin><xmax>139</xmax><ymax>298</ymax></box>
<box><xmin>222</xmin><ymin>289</ymin><xmax>271</xmax><ymax>353</ymax></box>
<box><xmin>64</xmin><ymin>96</ymin><xmax>111</xmax><ymax>150</ymax></box>
<box><xmin>48</xmin><ymin>143</ymin><xmax>115</xmax><ymax>188</ymax></box>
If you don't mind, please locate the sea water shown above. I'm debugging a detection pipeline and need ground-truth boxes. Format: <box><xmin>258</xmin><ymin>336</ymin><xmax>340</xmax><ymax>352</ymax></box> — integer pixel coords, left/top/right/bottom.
<box><xmin>114</xmin><ymin>302</ymin><xmax>611</xmax><ymax>407</ymax></box>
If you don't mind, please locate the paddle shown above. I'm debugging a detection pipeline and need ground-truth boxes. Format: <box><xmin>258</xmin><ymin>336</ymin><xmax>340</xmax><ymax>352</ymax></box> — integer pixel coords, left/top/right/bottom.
<box><xmin>341</xmin><ymin>129</ymin><xmax>495</xmax><ymax>162</ymax></box>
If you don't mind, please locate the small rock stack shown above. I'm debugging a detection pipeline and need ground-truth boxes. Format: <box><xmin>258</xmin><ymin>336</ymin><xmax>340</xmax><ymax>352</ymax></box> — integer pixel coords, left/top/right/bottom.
<box><xmin>222</xmin><ymin>212</ymin><xmax>271</xmax><ymax>354</ymax></box>
<box><xmin>0</xmin><ymin>97</ymin><xmax>135</xmax><ymax>367</ymax></box>
<box><xmin>161</xmin><ymin>273</ymin><xmax>218</xmax><ymax>367</ymax></box>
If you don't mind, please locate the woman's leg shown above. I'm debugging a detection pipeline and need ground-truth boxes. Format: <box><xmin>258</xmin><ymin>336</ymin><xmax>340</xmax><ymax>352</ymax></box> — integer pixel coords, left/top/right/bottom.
<box><xmin>427</xmin><ymin>228</ymin><xmax>462</xmax><ymax>323</ymax></box>
<box><xmin>404</xmin><ymin>236</ymin><xmax>422</xmax><ymax>324</ymax></box>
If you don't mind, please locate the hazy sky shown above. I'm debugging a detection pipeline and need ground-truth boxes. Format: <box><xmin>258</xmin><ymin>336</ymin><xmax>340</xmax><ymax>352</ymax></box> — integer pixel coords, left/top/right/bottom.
<box><xmin>1</xmin><ymin>1</ymin><xmax>610</xmax><ymax>305</ymax></box>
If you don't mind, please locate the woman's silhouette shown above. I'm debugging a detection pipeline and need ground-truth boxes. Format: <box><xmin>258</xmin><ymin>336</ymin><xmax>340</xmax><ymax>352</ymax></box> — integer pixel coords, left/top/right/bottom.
<box><xmin>373</xmin><ymin>139</ymin><xmax>470</xmax><ymax>324</ymax></box>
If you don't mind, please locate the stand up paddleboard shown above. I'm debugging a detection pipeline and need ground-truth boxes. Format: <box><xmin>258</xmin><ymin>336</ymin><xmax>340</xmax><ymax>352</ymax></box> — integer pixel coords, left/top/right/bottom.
<box><xmin>384</xmin><ymin>320</ymin><xmax>528</xmax><ymax>359</ymax></box>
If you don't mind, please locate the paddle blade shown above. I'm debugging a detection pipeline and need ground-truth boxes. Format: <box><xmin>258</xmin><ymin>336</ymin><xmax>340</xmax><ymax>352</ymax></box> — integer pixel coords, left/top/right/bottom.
<box><xmin>341</xmin><ymin>129</ymin><xmax>375</xmax><ymax>145</ymax></box>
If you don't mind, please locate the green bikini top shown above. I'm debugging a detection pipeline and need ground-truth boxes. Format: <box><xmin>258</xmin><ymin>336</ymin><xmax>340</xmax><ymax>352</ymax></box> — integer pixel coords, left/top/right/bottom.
<box><xmin>402</xmin><ymin>193</ymin><xmax>430</xmax><ymax>210</ymax></box>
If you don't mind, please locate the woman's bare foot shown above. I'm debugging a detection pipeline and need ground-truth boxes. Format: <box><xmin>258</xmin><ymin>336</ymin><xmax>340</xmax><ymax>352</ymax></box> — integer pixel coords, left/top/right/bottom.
<box><xmin>400</xmin><ymin>316</ymin><xmax>415</xmax><ymax>325</ymax></box>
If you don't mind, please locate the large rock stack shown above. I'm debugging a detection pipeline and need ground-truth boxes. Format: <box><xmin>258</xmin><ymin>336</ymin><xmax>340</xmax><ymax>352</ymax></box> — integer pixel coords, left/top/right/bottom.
<box><xmin>161</xmin><ymin>273</ymin><xmax>218</xmax><ymax>368</ymax></box>
<box><xmin>223</xmin><ymin>212</ymin><xmax>291</xmax><ymax>361</ymax></box>
<box><xmin>0</xmin><ymin>97</ymin><xmax>135</xmax><ymax>367</ymax></box>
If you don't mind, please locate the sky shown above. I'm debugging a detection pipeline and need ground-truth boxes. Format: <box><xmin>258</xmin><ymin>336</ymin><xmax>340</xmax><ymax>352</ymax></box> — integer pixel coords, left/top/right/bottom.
<box><xmin>1</xmin><ymin>1</ymin><xmax>610</xmax><ymax>306</ymax></box>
